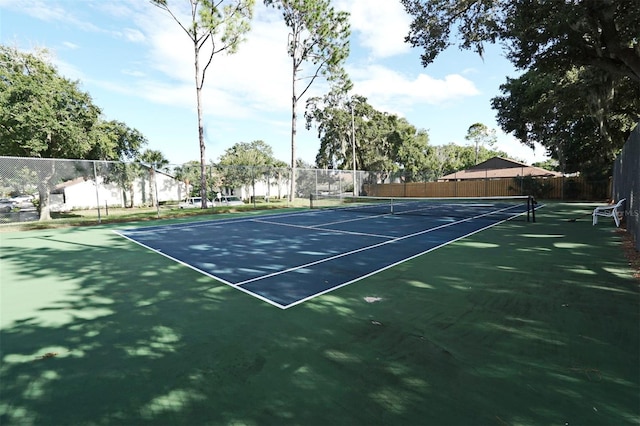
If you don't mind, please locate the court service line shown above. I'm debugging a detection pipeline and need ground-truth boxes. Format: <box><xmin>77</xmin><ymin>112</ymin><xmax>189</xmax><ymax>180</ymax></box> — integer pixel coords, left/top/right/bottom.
<box><xmin>251</xmin><ymin>218</ymin><xmax>396</xmax><ymax>239</ymax></box>
<box><xmin>284</xmin><ymin>207</ymin><xmax>530</xmax><ymax>309</ymax></box>
<box><xmin>119</xmin><ymin>210</ymin><xmax>312</xmax><ymax>234</ymax></box>
<box><xmin>119</xmin><ymin>208</ymin><xmax>351</xmax><ymax>235</ymax></box>
<box><xmin>305</xmin><ymin>212</ymin><xmax>396</xmax><ymax>228</ymax></box>
<box><xmin>235</xmin><ymin>204</ymin><xmax>522</xmax><ymax>287</ymax></box>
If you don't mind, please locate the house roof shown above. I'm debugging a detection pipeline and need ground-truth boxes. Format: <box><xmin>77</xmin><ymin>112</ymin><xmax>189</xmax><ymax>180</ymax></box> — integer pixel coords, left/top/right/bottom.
<box><xmin>439</xmin><ymin>157</ymin><xmax>562</xmax><ymax>181</ymax></box>
<box><xmin>52</xmin><ymin>177</ymin><xmax>87</xmax><ymax>193</ymax></box>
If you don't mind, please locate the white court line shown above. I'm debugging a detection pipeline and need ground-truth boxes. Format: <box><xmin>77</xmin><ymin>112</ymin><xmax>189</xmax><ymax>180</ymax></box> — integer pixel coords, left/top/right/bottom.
<box><xmin>234</xmin><ymin>204</ymin><xmax>522</xmax><ymax>287</ymax></box>
<box><xmin>283</xmin><ymin>204</ymin><xmax>538</xmax><ymax>309</ymax></box>
<box><xmin>114</xmin><ymin>230</ymin><xmax>285</xmax><ymax>308</ymax></box>
<box><xmin>252</xmin><ymin>218</ymin><xmax>395</xmax><ymax>239</ymax></box>
<box><xmin>120</xmin><ymin>209</ymin><xmax>316</xmax><ymax>235</ymax></box>
<box><xmin>306</xmin><ymin>212</ymin><xmax>393</xmax><ymax>228</ymax></box>
<box><xmin>115</xmin><ymin>202</ymin><xmax>539</xmax><ymax>309</ymax></box>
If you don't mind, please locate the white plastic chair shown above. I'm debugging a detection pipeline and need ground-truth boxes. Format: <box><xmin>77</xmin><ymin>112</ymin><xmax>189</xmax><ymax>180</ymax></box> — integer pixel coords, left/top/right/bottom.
<box><xmin>592</xmin><ymin>198</ymin><xmax>625</xmax><ymax>227</ymax></box>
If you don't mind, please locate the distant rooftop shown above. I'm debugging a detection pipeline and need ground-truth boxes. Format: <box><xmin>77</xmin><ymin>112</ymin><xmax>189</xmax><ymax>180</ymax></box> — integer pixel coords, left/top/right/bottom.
<box><xmin>439</xmin><ymin>157</ymin><xmax>562</xmax><ymax>181</ymax></box>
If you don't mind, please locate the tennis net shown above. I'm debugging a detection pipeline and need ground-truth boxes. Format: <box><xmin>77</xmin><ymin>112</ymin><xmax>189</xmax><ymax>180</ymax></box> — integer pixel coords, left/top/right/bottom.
<box><xmin>310</xmin><ymin>194</ymin><xmax>536</xmax><ymax>222</ymax></box>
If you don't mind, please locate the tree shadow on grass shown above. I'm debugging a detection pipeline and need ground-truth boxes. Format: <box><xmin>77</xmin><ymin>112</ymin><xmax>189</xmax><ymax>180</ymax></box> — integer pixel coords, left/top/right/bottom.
<box><xmin>0</xmin><ymin>205</ymin><xmax>638</xmax><ymax>425</ymax></box>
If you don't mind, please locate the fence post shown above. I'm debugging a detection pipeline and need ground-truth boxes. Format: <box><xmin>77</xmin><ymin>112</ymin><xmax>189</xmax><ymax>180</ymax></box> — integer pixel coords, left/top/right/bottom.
<box><xmin>93</xmin><ymin>161</ymin><xmax>101</xmax><ymax>224</ymax></box>
<box><xmin>153</xmin><ymin>164</ymin><xmax>160</xmax><ymax>218</ymax></box>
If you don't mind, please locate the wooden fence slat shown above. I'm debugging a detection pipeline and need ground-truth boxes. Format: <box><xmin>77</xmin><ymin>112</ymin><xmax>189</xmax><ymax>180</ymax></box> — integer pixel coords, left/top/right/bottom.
<box><xmin>363</xmin><ymin>176</ymin><xmax>609</xmax><ymax>200</ymax></box>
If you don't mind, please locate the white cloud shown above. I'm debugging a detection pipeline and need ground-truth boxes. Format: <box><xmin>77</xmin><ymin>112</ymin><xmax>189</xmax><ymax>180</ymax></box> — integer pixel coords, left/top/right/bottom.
<box><xmin>351</xmin><ymin>65</ymin><xmax>480</xmax><ymax>113</ymax></box>
<box><xmin>6</xmin><ymin>0</ymin><xmax>68</xmax><ymax>22</ymax></box>
<box><xmin>120</xmin><ymin>28</ymin><xmax>145</xmax><ymax>43</ymax></box>
<box><xmin>128</xmin><ymin>2</ymin><xmax>297</xmax><ymax>119</ymax></box>
<box><xmin>121</xmin><ymin>69</ymin><xmax>146</xmax><ymax>78</ymax></box>
<box><xmin>62</xmin><ymin>41</ymin><xmax>79</xmax><ymax>50</ymax></box>
<box><xmin>52</xmin><ymin>58</ymin><xmax>87</xmax><ymax>82</ymax></box>
<box><xmin>337</xmin><ymin>0</ymin><xmax>412</xmax><ymax>59</ymax></box>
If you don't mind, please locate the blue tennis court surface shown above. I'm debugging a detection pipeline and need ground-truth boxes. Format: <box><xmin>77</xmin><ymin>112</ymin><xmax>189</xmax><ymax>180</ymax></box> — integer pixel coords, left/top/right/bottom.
<box><xmin>116</xmin><ymin>201</ymin><xmax>532</xmax><ymax>308</ymax></box>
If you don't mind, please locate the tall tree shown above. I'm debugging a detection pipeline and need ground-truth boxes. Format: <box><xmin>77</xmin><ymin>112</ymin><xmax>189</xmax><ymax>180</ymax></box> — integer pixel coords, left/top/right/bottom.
<box><xmin>402</xmin><ymin>0</ymin><xmax>640</xmax><ymax>176</ymax></box>
<box><xmin>427</xmin><ymin>143</ymin><xmax>509</xmax><ymax>179</ymax></box>
<box><xmin>465</xmin><ymin>123</ymin><xmax>497</xmax><ymax>165</ymax></box>
<box><xmin>0</xmin><ymin>46</ymin><xmax>101</xmax><ymax>160</ymax></box>
<box><xmin>174</xmin><ymin>160</ymin><xmax>203</xmax><ymax>198</ymax></box>
<box><xmin>307</xmin><ymin>94</ymin><xmax>432</xmax><ymax>182</ymax></box>
<box><xmin>306</xmin><ymin>92</ymin><xmax>363</xmax><ymax>171</ymax></box>
<box><xmin>151</xmin><ymin>0</ymin><xmax>255</xmax><ymax>208</ymax></box>
<box><xmin>264</xmin><ymin>0</ymin><xmax>351</xmax><ymax>201</ymax></box>
<box><xmin>492</xmin><ymin>66</ymin><xmax>639</xmax><ymax>177</ymax></box>
<box><xmin>0</xmin><ymin>46</ymin><xmax>149</xmax><ymax>217</ymax></box>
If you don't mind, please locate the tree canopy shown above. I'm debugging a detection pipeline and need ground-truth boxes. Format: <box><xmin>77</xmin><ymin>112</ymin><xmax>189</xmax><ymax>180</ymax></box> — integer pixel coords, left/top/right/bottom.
<box><xmin>306</xmin><ymin>91</ymin><xmax>513</xmax><ymax>182</ymax></box>
<box><xmin>0</xmin><ymin>46</ymin><xmax>147</xmax><ymax>161</ymax></box>
<box><xmin>217</xmin><ymin>140</ymin><xmax>284</xmax><ymax>196</ymax></box>
<box><xmin>402</xmin><ymin>0</ymin><xmax>640</xmax><ymax>82</ymax></box>
<box><xmin>0</xmin><ymin>46</ymin><xmax>101</xmax><ymax>159</ymax></box>
<box><xmin>492</xmin><ymin>66</ymin><xmax>639</xmax><ymax>177</ymax></box>
<box><xmin>0</xmin><ymin>45</ymin><xmax>150</xmax><ymax>219</ymax></box>
<box><xmin>402</xmin><ymin>0</ymin><xmax>640</xmax><ymax>176</ymax></box>
<box><xmin>465</xmin><ymin>123</ymin><xmax>497</xmax><ymax>165</ymax></box>
<box><xmin>307</xmin><ymin>94</ymin><xmax>436</xmax><ymax>182</ymax></box>
<box><xmin>427</xmin><ymin>143</ymin><xmax>509</xmax><ymax>179</ymax></box>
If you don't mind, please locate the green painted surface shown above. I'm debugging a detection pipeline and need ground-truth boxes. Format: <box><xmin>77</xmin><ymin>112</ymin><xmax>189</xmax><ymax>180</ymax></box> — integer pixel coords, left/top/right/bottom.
<box><xmin>1</xmin><ymin>203</ymin><xmax>638</xmax><ymax>425</ymax></box>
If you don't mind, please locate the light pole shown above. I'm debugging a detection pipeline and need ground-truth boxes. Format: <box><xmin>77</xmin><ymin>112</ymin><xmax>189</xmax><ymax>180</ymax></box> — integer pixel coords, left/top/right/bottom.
<box><xmin>351</xmin><ymin>101</ymin><xmax>357</xmax><ymax>196</ymax></box>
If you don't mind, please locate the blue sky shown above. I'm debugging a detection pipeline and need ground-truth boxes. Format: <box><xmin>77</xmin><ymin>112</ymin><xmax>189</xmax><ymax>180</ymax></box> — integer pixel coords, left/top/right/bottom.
<box><xmin>0</xmin><ymin>0</ymin><xmax>549</xmax><ymax>166</ymax></box>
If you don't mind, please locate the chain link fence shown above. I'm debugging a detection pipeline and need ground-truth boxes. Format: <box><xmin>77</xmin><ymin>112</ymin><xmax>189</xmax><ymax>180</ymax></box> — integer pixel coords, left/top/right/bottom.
<box><xmin>0</xmin><ymin>156</ymin><xmax>370</xmax><ymax>224</ymax></box>
<box><xmin>2</xmin><ymin>154</ymin><xmax>628</xmax><ymax>230</ymax></box>
<box><xmin>612</xmin><ymin>123</ymin><xmax>639</xmax><ymax>250</ymax></box>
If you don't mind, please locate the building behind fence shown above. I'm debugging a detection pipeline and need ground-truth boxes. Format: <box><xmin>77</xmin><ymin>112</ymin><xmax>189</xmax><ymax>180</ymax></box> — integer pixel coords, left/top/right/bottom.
<box><xmin>0</xmin><ymin>156</ymin><xmax>371</xmax><ymax>224</ymax></box>
<box><xmin>612</xmin><ymin>122</ymin><xmax>640</xmax><ymax>251</ymax></box>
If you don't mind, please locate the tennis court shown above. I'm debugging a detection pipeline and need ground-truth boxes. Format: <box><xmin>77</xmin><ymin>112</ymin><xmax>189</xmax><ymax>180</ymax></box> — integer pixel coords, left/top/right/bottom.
<box><xmin>116</xmin><ymin>196</ymin><xmax>535</xmax><ymax>308</ymax></box>
<box><xmin>1</xmin><ymin>202</ymin><xmax>638</xmax><ymax>425</ymax></box>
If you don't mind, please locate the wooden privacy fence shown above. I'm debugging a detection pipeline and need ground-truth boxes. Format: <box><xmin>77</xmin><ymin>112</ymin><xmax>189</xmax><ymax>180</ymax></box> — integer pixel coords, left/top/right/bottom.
<box><xmin>363</xmin><ymin>176</ymin><xmax>610</xmax><ymax>200</ymax></box>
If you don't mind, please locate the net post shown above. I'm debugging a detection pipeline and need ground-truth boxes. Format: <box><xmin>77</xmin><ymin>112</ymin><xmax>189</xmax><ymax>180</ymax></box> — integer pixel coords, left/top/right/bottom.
<box><xmin>310</xmin><ymin>193</ymin><xmax>314</xmax><ymax>209</ymax></box>
<box><xmin>532</xmin><ymin>196</ymin><xmax>536</xmax><ymax>222</ymax></box>
<box><xmin>527</xmin><ymin>195</ymin><xmax>536</xmax><ymax>223</ymax></box>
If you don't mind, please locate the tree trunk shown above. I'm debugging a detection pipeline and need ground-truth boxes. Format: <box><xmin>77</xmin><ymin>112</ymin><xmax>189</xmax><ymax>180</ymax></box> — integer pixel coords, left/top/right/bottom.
<box><xmin>195</xmin><ymin>45</ymin><xmax>208</xmax><ymax>209</ymax></box>
<box><xmin>149</xmin><ymin>168</ymin><xmax>156</xmax><ymax>207</ymax></box>
<box><xmin>37</xmin><ymin>161</ymin><xmax>55</xmax><ymax>221</ymax></box>
<box><xmin>290</xmin><ymin>57</ymin><xmax>297</xmax><ymax>202</ymax></box>
<box><xmin>128</xmin><ymin>183</ymin><xmax>134</xmax><ymax>208</ymax></box>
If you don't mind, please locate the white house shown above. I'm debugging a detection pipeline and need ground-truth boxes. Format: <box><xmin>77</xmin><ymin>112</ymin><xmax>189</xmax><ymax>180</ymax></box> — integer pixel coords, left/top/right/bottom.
<box><xmin>52</xmin><ymin>170</ymin><xmax>186</xmax><ymax>209</ymax></box>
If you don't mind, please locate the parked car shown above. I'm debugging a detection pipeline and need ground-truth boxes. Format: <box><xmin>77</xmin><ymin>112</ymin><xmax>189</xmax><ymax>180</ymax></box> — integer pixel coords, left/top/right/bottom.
<box><xmin>214</xmin><ymin>195</ymin><xmax>244</xmax><ymax>207</ymax></box>
<box><xmin>0</xmin><ymin>198</ymin><xmax>16</xmax><ymax>213</ymax></box>
<box><xmin>178</xmin><ymin>197</ymin><xmax>213</xmax><ymax>209</ymax></box>
<box><xmin>10</xmin><ymin>194</ymin><xmax>35</xmax><ymax>204</ymax></box>
<box><xmin>10</xmin><ymin>195</ymin><xmax>35</xmax><ymax>209</ymax></box>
